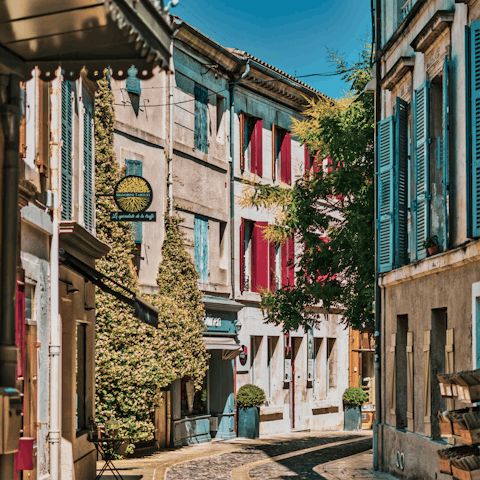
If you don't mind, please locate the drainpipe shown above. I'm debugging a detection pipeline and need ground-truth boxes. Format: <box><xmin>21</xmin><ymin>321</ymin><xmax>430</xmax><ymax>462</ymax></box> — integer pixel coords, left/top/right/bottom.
<box><xmin>373</xmin><ymin>0</ymin><xmax>382</xmax><ymax>471</ymax></box>
<box><xmin>0</xmin><ymin>73</ymin><xmax>21</xmax><ymax>478</ymax></box>
<box><xmin>49</xmin><ymin>70</ymin><xmax>62</xmax><ymax>480</ymax></box>
<box><xmin>229</xmin><ymin>60</ymin><xmax>250</xmax><ymax>301</ymax></box>
<box><xmin>168</xmin><ymin>38</ymin><xmax>174</xmax><ymax>216</ymax></box>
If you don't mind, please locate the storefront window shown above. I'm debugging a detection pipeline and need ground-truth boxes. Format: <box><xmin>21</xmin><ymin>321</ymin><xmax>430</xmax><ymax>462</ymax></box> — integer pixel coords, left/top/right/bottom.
<box><xmin>181</xmin><ymin>376</ymin><xmax>208</xmax><ymax>417</ymax></box>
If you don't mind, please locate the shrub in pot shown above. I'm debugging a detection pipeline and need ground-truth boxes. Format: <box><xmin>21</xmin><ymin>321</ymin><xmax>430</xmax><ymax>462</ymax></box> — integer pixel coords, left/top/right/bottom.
<box><xmin>343</xmin><ymin>387</ymin><xmax>368</xmax><ymax>431</ymax></box>
<box><xmin>424</xmin><ymin>235</ymin><xmax>440</xmax><ymax>256</ymax></box>
<box><xmin>237</xmin><ymin>384</ymin><xmax>266</xmax><ymax>439</ymax></box>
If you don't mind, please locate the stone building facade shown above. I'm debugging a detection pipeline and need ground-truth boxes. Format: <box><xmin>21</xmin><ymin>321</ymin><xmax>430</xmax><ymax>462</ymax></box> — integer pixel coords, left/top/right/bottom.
<box><xmin>375</xmin><ymin>0</ymin><xmax>480</xmax><ymax>478</ymax></box>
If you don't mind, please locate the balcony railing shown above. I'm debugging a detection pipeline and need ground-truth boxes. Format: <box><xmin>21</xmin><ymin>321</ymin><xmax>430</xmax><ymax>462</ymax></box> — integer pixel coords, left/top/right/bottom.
<box><xmin>402</xmin><ymin>0</ymin><xmax>413</xmax><ymax>19</ymax></box>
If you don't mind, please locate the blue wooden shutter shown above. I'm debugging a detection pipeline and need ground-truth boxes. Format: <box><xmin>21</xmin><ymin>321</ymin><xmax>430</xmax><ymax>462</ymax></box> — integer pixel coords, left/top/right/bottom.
<box><xmin>395</xmin><ymin>97</ymin><xmax>409</xmax><ymax>267</ymax></box>
<box><xmin>83</xmin><ymin>93</ymin><xmax>94</xmax><ymax>232</ymax></box>
<box><xmin>126</xmin><ymin>160</ymin><xmax>143</xmax><ymax>243</ymax></box>
<box><xmin>194</xmin><ymin>84</ymin><xmax>208</xmax><ymax>154</ymax></box>
<box><xmin>414</xmin><ymin>82</ymin><xmax>430</xmax><ymax>259</ymax></box>
<box><xmin>61</xmin><ymin>80</ymin><xmax>73</xmax><ymax>220</ymax></box>
<box><xmin>126</xmin><ymin>65</ymin><xmax>141</xmax><ymax>95</ymax></box>
<box><xmin>471</xmin><ymin>21</ymin><xmax>480</xmax><ymax>237</ymax></box>
<box><xmin>442</xmin><ymin>55</ymin><xmax>450</xmax><ymax>250</ymax></box>
<box><xmin>194</xmin><ymin>215</ymin><xmax>209</xmax><ymax>282</ymax></box>
<box><xmin>378</xmin><ymin>116</ymin><xmax>395</xmax><ymax>273</ymax></box>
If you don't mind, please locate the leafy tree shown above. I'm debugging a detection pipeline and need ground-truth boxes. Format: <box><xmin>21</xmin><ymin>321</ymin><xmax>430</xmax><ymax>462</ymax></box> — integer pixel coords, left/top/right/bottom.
<box><xmin>240</xmin><ymin>45</ymin><xmax>374</xmax><ymax>332</ymax></box>
<box><xmin>94</xmin><ymin>73</ymin><xmax>208</xmax><ymax>448</ymax></box>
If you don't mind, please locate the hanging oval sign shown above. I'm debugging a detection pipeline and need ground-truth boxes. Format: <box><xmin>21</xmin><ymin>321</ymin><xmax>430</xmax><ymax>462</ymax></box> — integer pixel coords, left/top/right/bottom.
<box><xmin>114</xmin><ymin>175</ymin><xmax>153</xmax><ymax>213</ymax></box>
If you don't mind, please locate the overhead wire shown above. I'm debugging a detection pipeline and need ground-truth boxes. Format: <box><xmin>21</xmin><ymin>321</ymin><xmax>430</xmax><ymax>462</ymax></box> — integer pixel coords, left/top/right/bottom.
<box><xmin>113</xmin><ymin>70</ymin><xmax>351</xmax><ymax>108</ymax></box>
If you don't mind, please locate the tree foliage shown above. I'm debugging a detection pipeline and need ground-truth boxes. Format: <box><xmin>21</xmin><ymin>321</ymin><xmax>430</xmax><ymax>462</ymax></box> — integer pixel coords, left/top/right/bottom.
<box><xmin>240</xmin><ymin>45</ymin><xmax>374</xmax><ymax>332</ymax></box>
<box><xmin>94</xmin><ymin>73</ymin><xmax>208</xmax><ymax>448</ymax></box>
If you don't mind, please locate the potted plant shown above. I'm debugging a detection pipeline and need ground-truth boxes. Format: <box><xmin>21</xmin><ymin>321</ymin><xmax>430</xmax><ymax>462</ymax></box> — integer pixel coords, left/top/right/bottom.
<box><xmin>343</xmin><ymin>387</ymin><xmax>368</xmax><ymax>431</ymax></box>
<box><xmin>237</xmin><ymin>384</ymin><xmax>266</xmax><ymax>439</ymax></box>
<box><xmin>424</xmin><ymin>235</ymin><xmax>440</xmax><ymax>256</ymax></box>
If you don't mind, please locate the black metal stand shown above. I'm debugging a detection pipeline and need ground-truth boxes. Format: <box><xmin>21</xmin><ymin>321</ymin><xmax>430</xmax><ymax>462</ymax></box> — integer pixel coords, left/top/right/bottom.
<box><xmin>89</xmin><ymin>437</ymin><xmax>125</xmax><ymax>480</ymax></box>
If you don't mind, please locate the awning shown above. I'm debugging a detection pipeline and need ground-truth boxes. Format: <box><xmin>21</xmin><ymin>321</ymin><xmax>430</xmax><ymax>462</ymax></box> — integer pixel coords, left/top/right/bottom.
<box><xmin>0</xmin><ymin>0</ymin><xmax>173</xmax><ymax>81</ymax></box>
<box><xmin>202</xmin><ymin>295</ymin><xmax>244</xmax><ymax>312</ymax></box>
<box><xmin>203</xmin><ymin>336</ymin><xmax>242</xmax><ymax>361</ymax></box>
<box><xmin>59</xmin><ymin>248</ymin><xmax>159</xmax><ymax>328</ymax></box>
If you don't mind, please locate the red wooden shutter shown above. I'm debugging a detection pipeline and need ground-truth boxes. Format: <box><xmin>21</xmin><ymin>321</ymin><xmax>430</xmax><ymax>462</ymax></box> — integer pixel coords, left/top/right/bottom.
<box><xmin>240</xmin><ymin>113</ymin><xmax>245</xmax><ymax>172</ymax></box>
<box><xmin>251</xmin><ymin>221</ymin><xmax>269</xmax><ymax>292</ymax></box>
<box><xmin>269</xmin><ymin>240</ymin><xmax>276</xmax><ymax>290</ymax></box>
<box><xmin>240</xmin><ymin>218</ymin><xmax>245</xmax><ymax>291</ymax></box>
<box><xmin>16</xmin><ymin>279</ymin><xmax>25</xmax><ymax>380</ymax></box>
<box><xmin>254</xmin><ymin>119</ymin><xmax>263</xmax><ymax>176</ymax></box>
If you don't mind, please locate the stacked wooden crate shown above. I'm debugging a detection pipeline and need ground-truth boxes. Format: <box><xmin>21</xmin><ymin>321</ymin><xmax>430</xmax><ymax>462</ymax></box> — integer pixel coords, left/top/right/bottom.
<box><xmin>437</xmin><ymin>369</ymin><xmax>480</xmax><ymax>479</ymax></box>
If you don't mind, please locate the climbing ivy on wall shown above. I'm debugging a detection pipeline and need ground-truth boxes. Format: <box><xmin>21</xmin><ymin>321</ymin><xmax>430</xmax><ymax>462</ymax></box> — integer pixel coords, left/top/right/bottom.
<box><xmin>94</xmin><ymin>72</ymin><xmax>208</xmax><ymax>447</ymax></box>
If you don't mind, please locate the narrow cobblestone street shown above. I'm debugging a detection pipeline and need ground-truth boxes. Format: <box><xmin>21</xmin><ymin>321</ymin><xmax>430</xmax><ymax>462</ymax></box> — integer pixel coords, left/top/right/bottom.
<box><xmin>97</xmin><ymin>431</ymin><xmax>395</xmax><ymax>479</ymax></box>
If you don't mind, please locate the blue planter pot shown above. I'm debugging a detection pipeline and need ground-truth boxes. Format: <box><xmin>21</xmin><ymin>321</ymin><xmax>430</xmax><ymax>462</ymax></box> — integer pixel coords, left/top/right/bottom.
<box><xmin>344</xmin><ymin>404</ymin><xmax>362</xmax><ymax>431</ymax></box>
<box><xmin>238</xmin><ymin>407</ymin><xmax>260</xmax><ymax>439</ymax></box>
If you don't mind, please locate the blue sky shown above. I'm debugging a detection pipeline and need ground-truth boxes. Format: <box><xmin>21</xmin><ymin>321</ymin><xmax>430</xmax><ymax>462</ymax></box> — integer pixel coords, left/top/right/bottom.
<box><xmin>175</xmin><ymin>0</ymin><xmax>372</xmax><ymax>99</ymax></box>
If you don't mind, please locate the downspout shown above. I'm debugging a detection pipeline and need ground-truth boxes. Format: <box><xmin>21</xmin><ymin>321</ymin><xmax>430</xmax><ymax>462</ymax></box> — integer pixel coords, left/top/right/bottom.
<box><xmin>0</xmin><ymin>74</ymin><xmax>21</xmax><ymax>478</ymax></box>
<box><xmin>229</xmin><ymin>60</ymin><xmax>249</xmax><ymax>438</ymax></box>
<box><xmin>373</xmin><ymin>0</ymin><xmax>382</xmax><ymax>471</ymax></box>
<box><xmin>229</xmin><ymin>60</ymin><xmax>250</xmax><ymax>301</ymax></box>
<box><xmin>49</xmin><ymin>70</ymin><xmax>62</xmax><ymax>480</ymax></box>
<box><xmin>168</xmin><ymin>38</ymin><xmax>174</xmax><ymax>215</ymax></box>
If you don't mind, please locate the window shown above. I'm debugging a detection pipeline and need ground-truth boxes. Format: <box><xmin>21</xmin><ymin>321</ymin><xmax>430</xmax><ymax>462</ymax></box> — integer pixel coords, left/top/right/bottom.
<box><xmin>467</xmin><ymin>22</ymin><xmax>480</xmax><ymax>237</ymax></box>
<box><xmin>240</xmin><ymin>114</ymin><xmax>263</xmax><ymax>176</ymax></box>
<box><xmin>216</xmin><ymin>95</ymin><xmax>225</xmax><ymax>138</ymax></box>
<box><xmin>194</xmin><ymin>84</ymin><xmax>208</xmax><ymax>153</ymax></box>
<box><xmin>76</xmin><ymin>322</ymin><xmax>87</xmax><ymax>432</ymax></box>
<box><xmin>25</xmin><ymin>284</ymin><xmax>35</xmax><ymax>321</ymax></box>
<box><xmin>392</xmin><ymin>315</ymin><xmax>408</xmax><ymax>430</ymax></box>
<box><xmin>267</xmin><ymin>337</ymin><xmax>278</xmax><ymax>403</ymax></box>
<box><xmin>326</xmin><ymin>338</ymin><xmax>336</xmax><ymax>394</ymax></box>
<box><xmin>83</xmin><ymin>91</ymin><xmax>94</xmax><ymax>232</ymax></box>
<box><xmin>181</xmin><ymin>375</ymin><xmax>207</xmax><ymax>416</ymax></box>
<box><xmin>377</xmin><ymin>97</ymin><xmax>409</xmax><ymax>272</ymax></box>
<box><xmin>219</xmin><ymin>221</ymin><xmax>227</xmax><ymax>270</ymax></box>
<box><xmin>61</xmin><ymin>80</ymin><xmax>74</xmax><ymax>220</ymax></box>
<box><xmin>251</xmin><ymin>336</ymin><xmax>263</xmax><ymax>386</ymax></box>
<box><xmin>273</xmin><ymin>127</ymin><xmax>291</xmax><ymax>184</ymax></box>
<box><xmin>240</xmin><ymin>219</ymin><xmax>276</xmax><ymax>292</ymax></box>
<box><xmin>194</xmin><ymin>215</ymin><xmax>209</xmax><ymax>283</ymax></box>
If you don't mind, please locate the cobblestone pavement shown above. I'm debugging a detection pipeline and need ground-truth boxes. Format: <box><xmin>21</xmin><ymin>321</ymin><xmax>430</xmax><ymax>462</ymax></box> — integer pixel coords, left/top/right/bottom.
<box><xmin>97</xmin><ymin>431</ymin><xmax>395</xmax><ymax>480</ymax></box>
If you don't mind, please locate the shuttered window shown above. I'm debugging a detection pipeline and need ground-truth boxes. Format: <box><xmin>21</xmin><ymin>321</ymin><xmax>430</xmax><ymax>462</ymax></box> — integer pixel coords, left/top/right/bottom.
<box><xmin>269</xmin><ymin>240</ymin><xmax>276</xmax><ymax>290</ymax></box>
<box><xmin>377</xmin><ymin>116</ymin><xmax>394</xmax><ymax>272</ymax></box>
<box><xmin>194</xmin><ymin>215</ymin><xmax>209</xmax><ymax>283</ymax></box>
<box><xmin>126</xmin><ymin>160</ymin><xmax>143</xmax><ymax>243</ymax></box>
<box><xmin>251</xmin><ymin>221</ymin><xmax>269</xmax><ymax>292</ymax></box>
<box><xmin>61</xmin><ymin>80</ymin><xmax>73</xmax><ymax>220</ymax></box>
<box><xmin>414</xmin><ymin>82</ymin><xmax>430</xmax><ymax>260</ymax></box>
<box><xmin>469</xmin><ymin>21</ymin><xmax>480</xmax><ymax>237</ymax></box>
<box><xmin>395</xmin><ymin>98</ymin><xmax>409</xmax><ymax>266</ymax></box>
<box><xmin>240</xmin><ymin>113</ymin><xmax>245</xmax><ymax>172</ymax></box>
<box><xmin>126</xmin><ymin>65</ymin><xmax>141</xmax><ymax>95</ymax></box>
<box><xmin>194</xmin><ymin>84</ymin><xmax>208</xmax><ymax>154</ymax></box>
<box><xmin>83</xmin><ymin>92</ymin><xmax>94</xmax><ymax>232</ymax></box>
<box><xmin>406</xmin><ymin>331</ymin><xmax>414</xmax><ymax>431</ymax></box>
